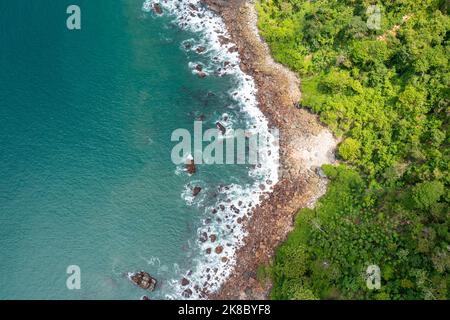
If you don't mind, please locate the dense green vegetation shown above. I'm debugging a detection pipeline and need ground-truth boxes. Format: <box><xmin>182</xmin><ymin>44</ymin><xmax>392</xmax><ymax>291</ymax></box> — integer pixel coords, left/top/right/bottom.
<box><xmin>256</xmin><ymin>0</ymin><xmax>449</xmax><ymax>299</ymax></box>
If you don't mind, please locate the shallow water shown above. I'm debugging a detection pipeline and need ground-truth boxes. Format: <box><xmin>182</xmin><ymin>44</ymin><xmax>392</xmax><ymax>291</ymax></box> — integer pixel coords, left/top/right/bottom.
<box><xmin>0</xmin><ymin>0</ymin><xmax>277</xmax><ymax>299</ymax></box>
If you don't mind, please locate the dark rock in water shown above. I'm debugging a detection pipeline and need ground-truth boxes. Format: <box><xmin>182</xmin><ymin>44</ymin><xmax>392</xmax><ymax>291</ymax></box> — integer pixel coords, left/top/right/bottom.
<box><xmin>193</xmin><ymin>186</ymin><xmax>202</xmax><ymax>196</ymax></box>
<box><xmin>196</xmin><ymin>114</ymin><xmax>206</xmax><ymax>121</ymax></box>
<box><xmin>141</xmin><ymin>295</ymin><xmax>150</xmax><ymax>300</ymax></box>
<box><xmin>189</xmin><ymin>4</ymin><xmax>198</xmax><ymax>11</ymax></box>
<box><xmin>215</xmin><ymin>245</ymin><xmax>223</xmax><ymax>254</ymax></box>
<box><xmin>195</xmin><ymin>64</ymin><xmax>203</xmax><ymax>72</ymax></box>
<box><xmin>209</xmin><ymin>234</ymin><xmax>217</xmax><ymax>242</ymax></box>
<box><xmin>181</xmin><ymin>278</ymin><xmax>190</xmax><ymax>286</ymax></box>
<box><xmin>197</xmin><ymin>71</ymin><xmax>207</xmax><ymax>78</ymax></box>
<box><xmin>128</xmin><ymin>271</ymin><xmax>157</xmax><ymax>292</ymax></box>
<box><xmin>230</xmin><ymin>205</ymin><xmax>240</xmax><ymax>214</ymax></box>
<box><xmin>316</xmin><ymin>167</ymin><xmax>327</xmax><ymax>178</ymax></box>
<box><xmin>153</xmin><ymin>3</ymin><xmax>163</xmax><ymax>15</ymax></box>
<box><xmin>186</xmin><ymin>157</ymin><xmax>196</xmax><ymax>174</ymax></box>
<box><xmin>228</xmin><ymin>45</ymin><xmax>238</xmax><ymax>53</ymax></box>
<box><xmin>216</xmin><ymin>122</ymin><xmax>226</xmax><ymax>135</ymax></box>
<box><xmin>218</xmin><ymin>35</ymin><xmax>232</xmax><ymax>46</ymax></box>
<box><xmin>206</xmin><ymin>247</ymin><xmax>212</xmax><ymax>254</ymax></box>
<box><xmin>196</xmin><ymin>46</ymin><xmax>206</xmax><ymax>54</ymax></box>
<box><xmin>183</xmin><ymin>288</ymin><xmax>193</xmax><ymax>298</ymax></box>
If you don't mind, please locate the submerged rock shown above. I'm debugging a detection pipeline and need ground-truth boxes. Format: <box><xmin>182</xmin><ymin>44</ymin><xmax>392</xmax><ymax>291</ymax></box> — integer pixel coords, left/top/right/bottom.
<box><xmin>196</xmin><ymin>46</ymin><xmax>206</xmax><ymax>54</ymax></box>
<box><xmin>181</xmin><ymin>278</ymin><xmax>190</xmax><ymax>286</ymax></box>
<box><xmin>186</xmin><ymin>157</ymin><xmax>196</xmax><ymax>174</ymax></box>
<box><xmin>316</xmin><ymin>167</ymin><xmax>327</xmax><ymax>178</ymax></box>
<box><xmin>216</xmin><ymin>122</ymin><xmax>226</xmax><ymax>135</ymax></box>
<box><xmin>127</xmin><ymin>271</ymin><xmax>157</xmax><ymax>292</ymax></box>
<box><xmin>153</xmin><ymin>3</ymin><xmax>163</xmax><ymax>15</ymax></box>
<box><xmin>183</xmin><ymin>288</ymin><xmax>193</xmax><ymax>298</ymax></box>
<box><xmin>193</xmin><ymin>186</ymin><xmax>202</xmax><ymax>196</ymax></box>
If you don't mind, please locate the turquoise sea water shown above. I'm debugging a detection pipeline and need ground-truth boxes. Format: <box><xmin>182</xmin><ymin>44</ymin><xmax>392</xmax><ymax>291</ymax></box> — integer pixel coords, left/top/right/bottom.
<box><xmin>0</xmin><ymin>0</ymin><xmax>270</xmax><ymax>299</ymax></box>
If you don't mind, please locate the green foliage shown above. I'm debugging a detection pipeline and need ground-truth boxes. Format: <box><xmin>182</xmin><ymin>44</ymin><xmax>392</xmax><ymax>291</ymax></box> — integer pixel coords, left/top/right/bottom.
<box><xmin>258</xmin><ymin>0</ymin><xmax>450</xmax><ymax>300</ymax></box>
<box><xmin>339</xmin><ymin>138</ymin><xmax>361</xmax><ymax>162</ymax></box>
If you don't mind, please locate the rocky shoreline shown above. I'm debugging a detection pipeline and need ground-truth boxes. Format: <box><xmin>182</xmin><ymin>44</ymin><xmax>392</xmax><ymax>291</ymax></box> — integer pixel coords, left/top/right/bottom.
<box><xmin>202</xmin><ymin>0</ymin><xmax>337</xmax><ymax>299</ymax></box>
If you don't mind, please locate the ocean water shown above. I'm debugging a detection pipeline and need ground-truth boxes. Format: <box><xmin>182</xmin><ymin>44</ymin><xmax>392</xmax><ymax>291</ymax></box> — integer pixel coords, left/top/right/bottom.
<box><xmin>0</xmin><ymin>0</ymin><xmax>278</xmax><ymax>299</ymax></box>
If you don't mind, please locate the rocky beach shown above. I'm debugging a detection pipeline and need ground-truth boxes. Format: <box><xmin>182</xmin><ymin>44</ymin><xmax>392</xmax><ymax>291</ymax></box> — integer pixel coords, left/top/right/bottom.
<box><xmin>202</xmin><ymin>0</ymin><xmax>337</xmax><ymax>299</ymax></box>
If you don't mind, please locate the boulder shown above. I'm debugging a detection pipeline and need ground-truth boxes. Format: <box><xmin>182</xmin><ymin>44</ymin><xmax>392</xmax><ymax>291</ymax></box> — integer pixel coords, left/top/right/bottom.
<box><xmin>196</xmin><ymin>46</ymin><xmax>206</xmax><ymax>54</ymax></box>
<box><xmin>186</xmin><ymin>157</ymin><xmax>196</xmax><ymax>174</ymax></box>
<box><xmin>199</xmin><ymin>232</ymin><xmax>208</xmax><ymax>242</ymax></box>
<box><xmin>215</xmin><ymin>245</ymin><xmax>223</xmax><ymax>254</ymax></box>
<box><xmin>181</xmin><ymin>278</ymin><xmax>190</xmax><ymax>286</ymax></box>
<box><xmin>193</xmin><ymin>186</ymin><xmax>202</xmax><ymax>196</ymax></box>
<box><xmin>183</xmin><ymin>288</ymin><xmax>193</xmax><ymax>298</ymax></box>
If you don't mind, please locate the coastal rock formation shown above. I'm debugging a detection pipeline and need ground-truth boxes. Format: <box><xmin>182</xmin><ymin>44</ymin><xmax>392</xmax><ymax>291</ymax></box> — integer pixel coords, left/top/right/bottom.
<box><xmin>153</xmin><ymin>3</ymin><xmax>163</xmax><ymax>15</ymax></box>
<box><xmin>196</xmin><ymin>46</ymin><xmax>206</xmax><ymax>54</ymax></box>
<box><xmin>193</xmin><ymin>186</ymin><xmax>202</xmax><ymax>196</ymax></box>
<box><xmin>181</xmin><ymin>278</ymin><xmax>190</xmax><ymax>286</ymax></box>
<box><xmin>127</xmin><ymin>271</ymin><xmax>157</xmax><ymax>292</ymax></box>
